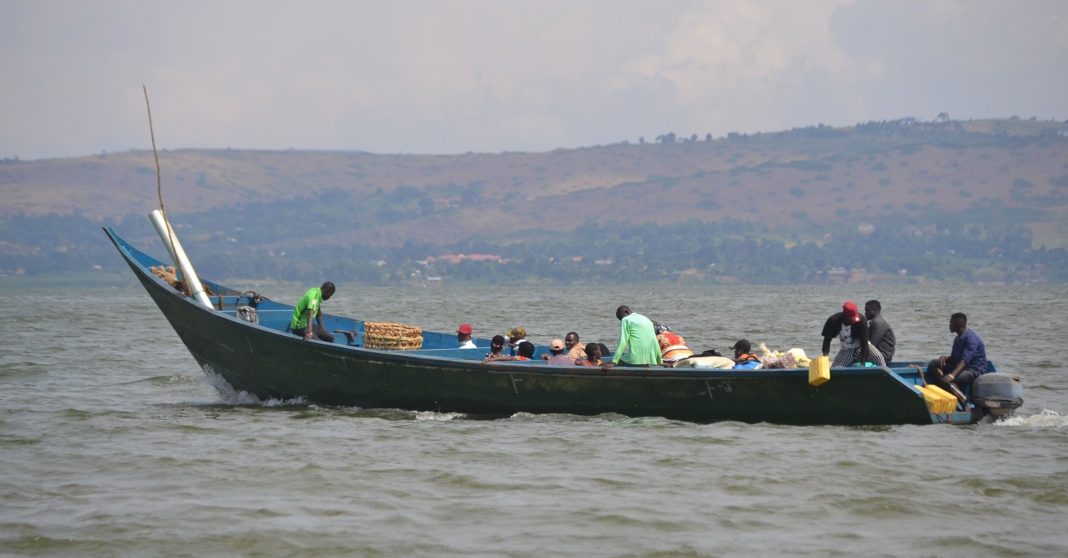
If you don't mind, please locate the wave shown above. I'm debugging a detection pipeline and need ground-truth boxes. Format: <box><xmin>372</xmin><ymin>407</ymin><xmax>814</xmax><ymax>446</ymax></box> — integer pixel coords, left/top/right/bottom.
<box><xmin>995</xmin><ymin>409</ymin><xmax>1068</xmax><ymax>428</ymax></box>
<box><xmin>414</xmin><ymin>411</ymin><xmax>466</xmax><ymax>421</ymax></box>
<box><xmin>129</xmin><ymin>374</ymin><xmax>202</xmax><ymax>386</ymax></box>
<box><xmin>199</xmin><ymin>364</ymin><xmax>308</xmax><ymax>407</ymax></box>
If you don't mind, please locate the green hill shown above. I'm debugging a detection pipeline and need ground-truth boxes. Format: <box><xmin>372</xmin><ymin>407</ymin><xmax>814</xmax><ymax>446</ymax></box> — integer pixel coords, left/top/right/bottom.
<box><xmin>2</xmin><ymin>117</ymin><xmax>1067</xmax><ymax>284</ymax></box>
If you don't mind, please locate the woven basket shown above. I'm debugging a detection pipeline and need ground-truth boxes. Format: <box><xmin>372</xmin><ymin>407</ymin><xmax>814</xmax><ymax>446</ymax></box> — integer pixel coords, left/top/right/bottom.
<box><xmin>363</xmin><ymin>321</ymin><xmax>423</xmax><ymax>350</ymax></box>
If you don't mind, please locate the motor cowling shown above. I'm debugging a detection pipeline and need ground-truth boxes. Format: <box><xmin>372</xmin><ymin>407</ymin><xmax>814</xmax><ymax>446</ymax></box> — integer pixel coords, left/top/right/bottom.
<box><xmin>971</xmin><ymin>373</ymin><xmax>1024</xmax><ymax>417</ymax></box>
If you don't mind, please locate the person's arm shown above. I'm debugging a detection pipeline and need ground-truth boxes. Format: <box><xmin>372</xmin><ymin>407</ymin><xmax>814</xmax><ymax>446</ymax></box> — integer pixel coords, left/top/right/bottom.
<box><xmin>944</xmin><ymin>336</ymin><xmax>963</xmax><ymax>369</ymax></box>
<box><xmin>820</xmin><ymin>314</ymin><xmax>837</xmax><ymax>356</ymax></box>
<box><xmin>943</xmin><ymin>335</ymin><xmax>969</xmax><ymax>378</ymax></box>
<box><xmin>303</xmin><ymin>309</ymin><xmax>314</xmax><ymax>340</ymax></box>
<box><xmin>948</xmin><ymin>358</ymin><xmax>966</xmax><ymax>378</ymax></box>
<box><xmin>611</xmin><ymin>319</ymin><xmax>629</xmax><ymax>364</ymax></box>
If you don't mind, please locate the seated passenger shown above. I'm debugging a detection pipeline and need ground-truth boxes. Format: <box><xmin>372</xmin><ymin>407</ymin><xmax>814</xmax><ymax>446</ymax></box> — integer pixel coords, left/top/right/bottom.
<box><xmin>592</xmin><ymin>342</ymin><xmax>611</xmax><ymax>359</ymax></box>
<box><xmin>655</xmin><ymin>322</ymin><xmax>694</xmax><ymax>366</ymax></box>
<box><xmin>485</xmin><ymin>340</ymin><xmax>536</xmax><ymax>363</ymax></box>
<box><xmin>564</xmin><ymin>331</ymin><xmax>587</xmax><ymax>362</ymax></box>
<box><xmin>576</xmin><ymin>342</ymin><xmax>603</xmax><ymax>367</ymax></box>
<box><xmin>483</xmin><ymin>335</ymin><xmax>508</xmax><ymax>362</ymax></box>
<box><xmin>505</xmin><ymin>326</ymin><xmax>528</xmax><ymax>353</ymax></box>
<box><xmin>516</xmin><ymin>341</ymin><xmax>535</xmax><ymax>361</ymax></box>
<box><xmin>926</xmin><ymin>312</ymin><xmax>989</xmax><ymax>405</ymax></box>
<box><xmin>732</xmin><ymin>339</ymin><xmax>761</xmax><ymax>370</ymax></box>
<box><xmin>544</xmin><ymin>339</ymin><xmax>576</xmax><ymax>365</ymax></box>
<box><xmin>865</xmin><ymin>300</ymin><xmax>896</xmax><ymax>365</ymax></box>
<box><xmin>457</xmin><ymin>323</ymin><xmax>476</xmax><ymax>349</ymax></box>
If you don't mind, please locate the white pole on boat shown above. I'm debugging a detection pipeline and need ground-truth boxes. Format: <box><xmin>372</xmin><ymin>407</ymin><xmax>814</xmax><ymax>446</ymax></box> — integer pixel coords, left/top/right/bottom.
<box><xmin>149</xmin><ymin>209</ymin><xmax>214</xmax><ymax>309</ymax></box>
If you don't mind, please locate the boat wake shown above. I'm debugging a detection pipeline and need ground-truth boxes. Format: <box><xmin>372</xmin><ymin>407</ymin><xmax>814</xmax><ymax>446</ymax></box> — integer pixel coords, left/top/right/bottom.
<box><xmin>132</xmin><ymin>374</ymin><xmax>203</xmax><ymax>386</ymax></box>
<box><xmin>994</xmin><ymin>409</ymin><xmax>1068</xmax><ymax>428</ymax></box>
<box><xmin>414</xmin><ymin>411</ymin><xmax>467</xmax><ymax>421</ymax></box>
<box><xmin>199</xmin><ymin>364</ymin><xmax>308</xmax><ymax>407</ymax></box>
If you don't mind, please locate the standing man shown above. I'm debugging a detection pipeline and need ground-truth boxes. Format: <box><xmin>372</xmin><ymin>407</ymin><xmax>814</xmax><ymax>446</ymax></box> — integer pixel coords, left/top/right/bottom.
<box><xmin>865</xmin><ymin>300</ymin><xmax>896</xmax><ymax>364</ymax></box>
<box><xmin>603</xmin><ymin>305</ymin><xmax>662</xmax><ymax>369</ymax></box>
<box><xmin>457</xmin><ymin>323</ymin><xmax>476</xmax><ymax>349</ymax></box>
<box><xmin>290</xmin><ymin>281</ymin><xmax>335</xmax><ymax>342</ymax></box>
<box><xmin>927</xmin><ymin>312</ymin><xmax>989</xmax><ymax>405</ymax></box>
<box><xmin>820</xmin><ymin>300</ymin><xmax>885</xmax><ymax>367</ymax></box>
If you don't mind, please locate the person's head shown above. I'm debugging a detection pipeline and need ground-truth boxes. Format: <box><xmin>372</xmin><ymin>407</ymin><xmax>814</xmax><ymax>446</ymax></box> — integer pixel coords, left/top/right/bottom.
<box><xmin>596</xmin><ymin>343</ymin><xmax>610</xmax><ymax>356</ymax></box>
<box><xmin>841</xmin><ymin>301</ymin><xmax>861</xmax><ymax>325</ymax></box>
<box><xmin>489</xmin><ymin>334</ymin><xmax>506</xmax><ymax>354</ymax></box>
<box><xmin>616</xmin><ymin>305</ymin><xmax>631</xmax><ymax>320</ymax></box>
<box><xmin>517</xmin><ymin>341</ymin><xmax>535</xmax><ymax>359</ymax></box>
<box><xmin>550</xmin><ymin>339</ymin><xmax>565</xmax><ymax>355</ymax></box>
<box><xmin>585</xmin><ymin>342</ymin><xmax>601</xmax><ymax>361</ymax></box>
<box><xmin>457</xmin><ymin>323</ymin><xmax>473</xmax><ymax>341</ymax></box>
<box><xmin>320</xmin><ymin>281</ymin><xmax>336</xmax><ymax>300</ymax></box>
<box><xmin>950</xmin><ymin>312</ymin><xmax>967</xmax><ymax>334</ymax></box>
<box><xmin>732</xmin><ymin>339</ymin><xmax>751</xmax><ymax>358</ymax></box>
<box><xmin>864</xmin><ymin>300</ymin><xmax>881</xmax><ymax>321</ymax></box>
<box><xmin>653</xmin><ymin>322</ymin><xmax>670</xmax><ymax>335</ymax></box>
<box><xmin>564</xmin><ymin>331</ymin><xmax>580</xmax><ymax>349</ymax></box>
<box><xmin>506</xmin><ymin>326</ymin><xmax>527</xmax><ymax>345</ymax></box>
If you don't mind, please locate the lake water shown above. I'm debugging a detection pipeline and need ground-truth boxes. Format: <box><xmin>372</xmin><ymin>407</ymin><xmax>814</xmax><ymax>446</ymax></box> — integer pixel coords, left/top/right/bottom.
<box><xmin>2</xmin><ymin>279</ymin><xmax>1067</xmax><ymax>556</ymax></box>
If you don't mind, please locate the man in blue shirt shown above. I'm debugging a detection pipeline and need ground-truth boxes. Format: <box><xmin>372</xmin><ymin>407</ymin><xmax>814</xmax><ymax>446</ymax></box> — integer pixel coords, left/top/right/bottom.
<box><xmin>927</xmin><ymin>312</ymin><xmax>988</xmax><ymax>404</ymax></box>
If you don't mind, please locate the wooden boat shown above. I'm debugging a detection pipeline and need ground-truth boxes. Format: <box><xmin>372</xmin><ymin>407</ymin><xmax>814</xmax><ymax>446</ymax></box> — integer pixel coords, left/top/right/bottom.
<box><xmin>105</xmin><ymin>227</ymin><xmax>1021</xmax><ymax>426</ymax></box>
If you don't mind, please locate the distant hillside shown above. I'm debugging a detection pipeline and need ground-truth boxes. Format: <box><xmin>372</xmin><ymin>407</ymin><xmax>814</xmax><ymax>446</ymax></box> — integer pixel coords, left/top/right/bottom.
<box><xmin>2</xmin><ymin>117</ymin><xmax>1067</xmax><ymax>284</ymax></box>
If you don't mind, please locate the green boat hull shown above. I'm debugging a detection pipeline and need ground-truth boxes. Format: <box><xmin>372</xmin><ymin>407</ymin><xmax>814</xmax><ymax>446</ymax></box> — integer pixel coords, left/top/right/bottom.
<box><xmin>107</xmin><ymin>227</ymin><xmax>975</xmax><ymax>426</ymax></box>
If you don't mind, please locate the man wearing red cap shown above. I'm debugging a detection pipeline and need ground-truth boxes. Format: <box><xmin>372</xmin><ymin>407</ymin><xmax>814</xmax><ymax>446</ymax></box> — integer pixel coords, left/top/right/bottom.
<box><xmin>457</xmin><ymin>323</ymin><xmax>476</xmax><ymax>349</ymax></box>
<box><xmin>820</xmin><ymin>301</ymin><xmax>885</xmax><ymax>368</ymax></box>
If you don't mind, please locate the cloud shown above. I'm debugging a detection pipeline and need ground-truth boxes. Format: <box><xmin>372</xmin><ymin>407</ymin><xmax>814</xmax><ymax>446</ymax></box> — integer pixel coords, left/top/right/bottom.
<box><xmin>0</xmin><ymin>0</ymin><xmax>1065</xmax><ymax>160</ymax></box>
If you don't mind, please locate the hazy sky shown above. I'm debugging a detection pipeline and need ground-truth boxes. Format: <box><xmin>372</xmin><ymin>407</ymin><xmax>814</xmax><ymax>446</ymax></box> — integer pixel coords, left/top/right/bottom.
<box><xmin>2</xmin><ymin>0</ymin><xmax>1066</xmax><ymax>160</ymax></box>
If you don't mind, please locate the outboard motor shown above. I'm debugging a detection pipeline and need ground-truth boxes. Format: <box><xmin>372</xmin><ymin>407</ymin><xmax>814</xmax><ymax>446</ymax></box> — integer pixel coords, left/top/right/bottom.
<box><xmin>971</xmin><ymin>373</ymin><xmax>1024</xmax><ymax>418</ymax></box>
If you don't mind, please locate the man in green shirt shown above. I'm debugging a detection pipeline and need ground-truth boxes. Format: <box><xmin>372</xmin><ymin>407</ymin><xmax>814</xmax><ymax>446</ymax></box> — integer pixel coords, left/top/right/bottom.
<box><xmin>603</xmin><ymin>305</ymin><xmax>663</xmax><ymax>369</ymax></box>
<box><xmin>290</xmin><ymin>282</ymin><xmax>336</xmax><ymax>342</ymax></box>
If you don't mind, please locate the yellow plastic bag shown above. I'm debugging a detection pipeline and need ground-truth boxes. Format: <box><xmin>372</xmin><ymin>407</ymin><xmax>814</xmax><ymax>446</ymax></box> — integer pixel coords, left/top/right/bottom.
<box><xmin>808</xmin><ymin>355</ymin><xmax>830</xmax><ymax>386</ymax></box>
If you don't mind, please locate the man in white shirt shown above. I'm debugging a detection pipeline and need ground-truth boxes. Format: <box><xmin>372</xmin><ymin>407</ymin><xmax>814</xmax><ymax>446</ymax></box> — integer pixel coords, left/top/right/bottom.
<box><xmin>457</xmin><ymin>323</ymin><xmax>477</xmax><ymax>349</ymax></box>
